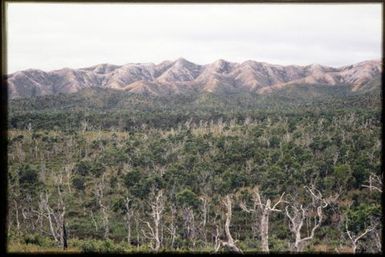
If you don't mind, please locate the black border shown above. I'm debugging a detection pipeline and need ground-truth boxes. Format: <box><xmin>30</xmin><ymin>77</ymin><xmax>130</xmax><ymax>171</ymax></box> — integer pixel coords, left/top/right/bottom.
<box><xmin>0</xmin><ymin>0</ymin><xmax>384</xmax><ymax>256</ymax></box>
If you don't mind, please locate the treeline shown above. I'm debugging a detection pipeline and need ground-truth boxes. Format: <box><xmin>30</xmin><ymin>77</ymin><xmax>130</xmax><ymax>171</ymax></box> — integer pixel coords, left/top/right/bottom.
<box><xmin>7</xmin><ymin>105</ymin><xmax>382</xmax><ymax>253</ymax></box>
<box><xmin>8</xmin><ymin>87</ymin><xmax>381</xmax><ymax>132</ymax></box>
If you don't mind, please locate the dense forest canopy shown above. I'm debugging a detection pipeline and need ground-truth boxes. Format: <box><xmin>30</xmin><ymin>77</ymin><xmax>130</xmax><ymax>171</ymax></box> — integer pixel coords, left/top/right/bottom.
<box><xmin>7</xmin><ymin>84</ymin><xmax>382</xmax><ymax>253</ymax></box>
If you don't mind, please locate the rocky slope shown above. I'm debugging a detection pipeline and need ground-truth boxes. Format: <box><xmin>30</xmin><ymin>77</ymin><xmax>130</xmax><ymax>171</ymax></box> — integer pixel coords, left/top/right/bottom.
<box><xmin>7</xmin><ymin>58</ymin><xmax>382</xmax><ymax>98</ymax></box>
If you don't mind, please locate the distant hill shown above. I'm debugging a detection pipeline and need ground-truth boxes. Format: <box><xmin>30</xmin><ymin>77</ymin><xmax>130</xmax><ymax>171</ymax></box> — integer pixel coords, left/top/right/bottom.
<box><xmin>7</xmin><ymin>59</ymin><xmax>382</xmax><ymax>99</ymax></box>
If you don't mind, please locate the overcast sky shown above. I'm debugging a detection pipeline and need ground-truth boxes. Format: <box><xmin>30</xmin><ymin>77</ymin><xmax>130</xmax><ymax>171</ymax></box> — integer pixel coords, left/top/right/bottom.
<box><xmin>6</xmin><ymin>3</ymin><xmax>382</xmax><ymax>73</ymax></box>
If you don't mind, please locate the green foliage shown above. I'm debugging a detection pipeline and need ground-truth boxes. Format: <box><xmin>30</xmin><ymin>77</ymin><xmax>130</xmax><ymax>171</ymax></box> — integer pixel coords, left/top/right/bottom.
<box><xmin>72</xmin><ymin>176</ymin><xmax>85</xmax><ymax>191</ymax></box>
<box><xmin>124</xmin><ymin>169</ymin><xmax>142</xmax><ymax>188</ymax></box>
<box><xmin>75</xmin><ymin>160</ymin><xmax>105</xmax><ymax>177</ymax></box>
<box><xmin>7</xmin><ymin>88</ymin><xmax>382</xmax><ymax>253</ymax></box>
<box><xmin>18</xmin><ymin>165</ymin><xmax>39</xmax><ymax>186</ymax></box>
<box><xmin>345</xmin><ymin>203</ymin><xmax>381</xmax><ymax>233</ymax></box>
<box><xmin>79</xmin><ymin>239</ymin><xmax>126</xmax><ymax>253</ymax></box>
<box><xmin>333</xmin><ymin>164</ymin><xmax>354</xmax><ymax>190</ymax></box>
<box><xmin>176</xmin><ymin>188</ymin><xmax>200</xmax><ymax>208</ymax></box>
<box><xmin>23</xmin><ymin>234</ymin><xmax>54</xmax><ymax>247</ymax></box>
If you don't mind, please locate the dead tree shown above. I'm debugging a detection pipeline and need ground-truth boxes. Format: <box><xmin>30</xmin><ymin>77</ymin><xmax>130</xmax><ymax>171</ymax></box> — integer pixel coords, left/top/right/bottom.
<box><xmin>360</xmin><ymin>174</ymin><xmax>382</xmax><ymax>252</ymax></box>
<box><xmin>165</xmin><ymin>203</ymin><xmax>177</xmax><ymax>249</ymax></box>
<box><xmin>13</xmin><ymin>199</ymin><xmax>21</xmax><ymax>233</ymax></box>
<box><xmin>362</xmin><ymin>173</ymin><xmax>382</xmax><ymax>193</ymax></box>
<box><xmin>142</xmin><ymin>189</ymin><xmax>165</xmax><ymax>252</ymax></box>
<box><xmin>370</xmin><ymin>225</ymin><xmax>382</xmax><ymax>253</ymax></box>
<box><xmin>239</xmin><ymin>187</ymin><xmax>286</xmax><ymax>253</ymax></box>
<box><xmin>124</xmin><ymin>197</ymin><xmax>133</xmax><ymax>245</ymax></box>
<box><xmin>285</xmin><ymin>186</ymin><xmax>334</xmax><ymax>252</ymax></box>
<box><xmin>215</xmin><ymin>194</ymin><xmax>243</xmax><ymax>254</ymax></box>
<box><xmin>345</xmin><ymin>216</ymin><xmax>375</xmax><ymax>253</ymax></box>
<box><xmin>57</xmin><ymin>181</ymin><xmax>68</xmax><ymax>250</ymax></box>
<box><xmin>90</xmin><ymin>210</ymin><xmax>99</xmax><ymax>232</ymax></box>
<box><xmin>199</xmin><ymin>195</ymin><xmax>209</xmax><ymax>245</ymax></box>
<box><xmin>64</xmin><ymin>164</ymin><xmax>75</xmax><ymax>194</ymax></box>
<box><xmin>95</xmin><ymin>174</ymin><xmax>110</xmax><ymax>239</ymax></box>
<box><xmin>182</xmin><ymin>206</ymin><xmax>197</xmax><ymax>247</ymax></box>
<box><xmin>38</xmin><ymin>188</ymin><xmax>67</xmax><ymax>249</ymax></box>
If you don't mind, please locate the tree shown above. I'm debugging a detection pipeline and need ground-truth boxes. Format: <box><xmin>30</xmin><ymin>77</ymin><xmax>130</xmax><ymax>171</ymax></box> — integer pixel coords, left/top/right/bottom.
<box><xmin>95</xmin><ymin>174</ymin><xmax>110</xmax><ymax>239</ymax></box>
<box><xmin>362</xmin><ymin>173</ymin><xmax>382</xmax><ymax>193</ymax></box>
<box><xmin>239</xmin><ymin>187</ymin><xmax>286</xmax><ymax>253</ymax></box>
<box><xmin>285</xmin><ymin>186</ymin><xmax>336</xmax><ymax>252</ymax></box>
<box><xmin>142</xmin><ymin>189</ymin><xmax>165</xmax><ymax>252</ymax></box>
<box><xmin>176</xmin><ymin>189</ymin><xmax>199</xmax><ymax>247</ymax></box>
<box><xmin>345</xmin><ymin>216</ymin><xmax>375</xmax><ymax>254</ymax></box>
<box><xmin>215</xmin><ymin>194</ymin><xmax>243</xmax><ymax>253</ymax></box>
<box><xmin>37</xmin><ymin>173</ymin><xmax>67</xmax><ymax>249</ymax></box>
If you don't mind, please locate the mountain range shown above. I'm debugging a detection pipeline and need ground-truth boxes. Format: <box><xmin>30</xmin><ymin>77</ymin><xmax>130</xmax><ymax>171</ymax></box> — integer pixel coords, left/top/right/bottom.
<box><xmin>7</xmin><ymin>58</ymin><xmax>382</xmax><ymax>99</ymax></box>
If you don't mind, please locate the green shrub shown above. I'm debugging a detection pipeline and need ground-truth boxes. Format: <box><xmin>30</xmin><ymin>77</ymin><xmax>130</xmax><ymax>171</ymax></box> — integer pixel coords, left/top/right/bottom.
<box><xmin>23</xmin><ymin>233</ymin><xmax>54</xmax><ymax>247</ymax></box>
<box><xmin>80</xmin><ymin>239</ymin><xmax>126</xmax><ymax>253</ymax></box>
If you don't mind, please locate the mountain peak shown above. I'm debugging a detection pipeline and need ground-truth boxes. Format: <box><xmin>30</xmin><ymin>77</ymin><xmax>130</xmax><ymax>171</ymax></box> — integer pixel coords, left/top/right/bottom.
<box><xmin>7</xmin><ymin>59</ymin><xmax>381</xmax><ymax>99</ymax></box>
<box><xmin>175</xmin><ymin>57</ymin><xmax>190</xmax><ymax>64</ymax></box>
<box><xmin>213</xmin><ymin>59</ymin><xmax>227</xmax><ymax>64</ymax></box>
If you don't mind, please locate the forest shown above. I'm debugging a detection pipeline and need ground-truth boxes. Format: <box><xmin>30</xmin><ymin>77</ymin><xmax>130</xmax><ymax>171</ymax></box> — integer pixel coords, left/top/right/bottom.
<box><xmin>7</xmin><ymin>86</ymin><xmax>382</xmax><ymax>253</ymax></box>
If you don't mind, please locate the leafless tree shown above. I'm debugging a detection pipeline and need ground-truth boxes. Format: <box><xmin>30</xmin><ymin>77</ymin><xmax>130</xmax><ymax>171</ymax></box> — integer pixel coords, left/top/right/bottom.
<box><xmin>38</xmin><ymin>188</ymin><xmax>67</xmax><ymax>249</ymax></box>
<box><xmin>345</xmin><ymin>216</ymin><xmax>375</xmax><ymax>253</ymax></box>
<box><xmin>95</xmin><ymin>174</ymin><xmax>110</xmax><ymax>239</ymax></box>
<box><xmin>90</xmin><ymin>210</ymin><xmax>99</xmax><ymax>232</ymax></box>
<box><xmin>81</xmin><ymin>120</ymin><xmax>88</xmax><ymax>133</ymax></box>
<box><xmin>362</xmin><ymin>173</ymin><xmax>382</xmax><ymax>193</ymax></box>
<box><xmin>182</xmin><ymin>206</ymin><xmax>197</xmax><ymax>247</ymax></box>
<box><xmin>239</xmin><ymin>187</ymin><xmax>286</xmax><ymax>253</ymax></box>
<box><xmin>64</xmin><ymin>164</ymin><xmax>75</xmax><ymax>193</ymax></box>
<box><xmin>199</xmin><ymin>195</ymin><xmax>209</xmax><ymax>245</ymax></box>
<box><xmin>215</xmin><ymin>194</ymin><xmax>243</xmax><ymax>254</ymax></box>
<box><xmin>142</xmin><ymin>189</ymin><xmax>165</xmax><ymax>251</ymax></box>
<box><xmin>124</xmin><ymin>196</ymin><xmax>133</xmax><ymax>245</ymax></box>
<box><xmin>360</xmin><ymin>175</ymin><xmax>382</xmax><ymax>252</ymax></box>
<box><xmin>165</xmin><ymin>203</ymin><xmax>177</xmax><ymax>249</ymax></box>
<box><xmin>285</xmin><ymin>186</ymin><xmax>335</xmax><ymax>252</ymax></box>
<box><xmin>370</xmin><ymin>225</ymin><xmax>382</xmax><ymax>253</ymax></box>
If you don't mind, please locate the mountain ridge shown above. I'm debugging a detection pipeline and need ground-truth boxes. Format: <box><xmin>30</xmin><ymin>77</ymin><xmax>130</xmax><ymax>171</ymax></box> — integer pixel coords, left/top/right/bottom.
<box><xmin>7</xmin><ymin>58</ymin><xmax>382</xmax><ymax>99</ymax></box>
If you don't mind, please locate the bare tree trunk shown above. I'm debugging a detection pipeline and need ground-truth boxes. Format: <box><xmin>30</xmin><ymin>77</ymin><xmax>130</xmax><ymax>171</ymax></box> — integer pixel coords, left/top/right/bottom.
<box><xmin>214</xmin><ymin>224</ymin><xmax>220</xmax><ymax>250</ymax></box>
<box><xmin>260</xmin><ymin>207</ymin><xmax>270</xmax><ymax>252</ymax></box>
<box><xmin>239</xmin><ymin>188</ymin><xmax>286</xmax><ymax>253</ymax></box>
<box><xmin>170</xmin><ymin>204</ymin><xmax>177</xmax><ymax>248</ymax></box>
<box><xmin>345</xmin><ymin>216</ymin><xmax>375</xmax><ymax>253</ymax></box>
<box><xmin>56</xmin><ymin>176</ymin><xmax>67</xmax><ymax>249</ymax></box>
<box><xmin>362</xmin><ymin>173</ymin><xmax>382</xmax><ymax>193</ymax></box>
<box><xmin>286</xmin><ymin>204</ymin><xmax>325</xmax><ymax>252</ymax></box>
<box><xmin>285</xmin><ymin>186</ymin><xmax>333</xmax><ymax>252</ymax></box>
<box><xmin>90</xmin><ymin>210</ymin><xmax>98</xmax><ymax>232</ymax></box>
<box><xmin>14</xmin><ymin>200</ymin><xmax>20</xmax><ymax>233</ymax></box>
<box><xmin>96</xmin><ymin>174</ymin><xmax>109</xmax><ymax>239</ymax></box>
<box><xmin>62</xmin><ymin>219</ymin><xmax>68</xmax><ymax>250</ymax></box>
<box><xmin>41</xmin><ymin>192</ymin><xmax>59</xmax><ymax>243</ymax></box>
<box><xmin>216</xmin><ymin>194</ymin><xmax>242</xmax><ymax>253</ymax></box>
<box><xmin>136</xmin><ymin>214</ymin><xmax>140</xmax><ymax>250</ymax></box>
<box><xmin>65</xmin><ymin>164</ymin><xmax>74</xmax><ymax>194</ymax></box>
<box><xmin>142</xmin><ymin>190</ymin><xmax>165</xmax><ymax>252</ymax></box>
<box><xmin>200</xmin><ymin>196</ymin><xmax>208</xmax><ymax>245</ymax></box>
<box><xmin>125</xmin><ymin>197</ymin><xmax>132</xmax><ymax>245</ymax></box>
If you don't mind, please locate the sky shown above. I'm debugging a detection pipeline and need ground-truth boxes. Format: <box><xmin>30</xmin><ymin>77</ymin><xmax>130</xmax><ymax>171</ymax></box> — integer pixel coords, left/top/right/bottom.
<box><xmin>6</xmin><ymin>3</ymin><xmax>382</xmax><ymax>73</ymax></box>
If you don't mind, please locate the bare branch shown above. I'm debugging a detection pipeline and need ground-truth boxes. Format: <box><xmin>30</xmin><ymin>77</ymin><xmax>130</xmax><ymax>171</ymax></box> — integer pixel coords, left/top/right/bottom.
<box><xmin>362</xmin><ymin>173</ymin><xmax>383</xmax><ymax>193</ymax></box>
<box><xmin>239</xmin><ymin>201</ymin><xmax>255</xmax><ymax>213</ymax></box>
<box><xmin>354</xmin><ymin>227</ymin><xmax>375</xmax><ymax>244</ymax></box>
<box><xmin>270</xmin><ymin>192</ymin><xmax>287</xmax><ymax>211</ymax></box>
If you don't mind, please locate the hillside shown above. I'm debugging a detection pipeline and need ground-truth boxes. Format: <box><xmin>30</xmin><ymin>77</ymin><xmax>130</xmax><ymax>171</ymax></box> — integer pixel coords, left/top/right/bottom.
<box><xmin>6</xmin><ymin>60</ymin><xmax>382</xmax><ymax>254</ymax></box>
<box><xmin>7</xmin><ymin>59</ymin><xmax>382</xmax><ymax>99</ymax></box>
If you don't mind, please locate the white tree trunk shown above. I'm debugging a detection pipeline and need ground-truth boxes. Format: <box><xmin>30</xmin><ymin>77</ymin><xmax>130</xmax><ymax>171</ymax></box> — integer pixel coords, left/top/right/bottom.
<box><xmin>260</xmin><ymin>208</ymin><xmax>270</xmax><ymax>252</ymax></box>
<box><xmin>216</xmin><ymin>195</ymin><xmax>243</xmax><ymax>253</ymax></box>
<box><xmin>239</xmin><ymin>188</ymin><xmax>286</xmax><ymax>253</ymax></box>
